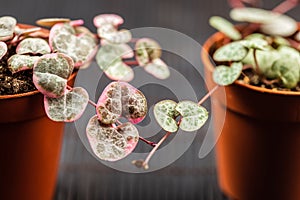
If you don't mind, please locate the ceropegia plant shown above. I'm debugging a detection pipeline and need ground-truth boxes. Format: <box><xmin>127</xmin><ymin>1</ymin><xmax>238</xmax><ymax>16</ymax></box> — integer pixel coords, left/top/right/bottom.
<box><xmin>209</xmin><ymin>0</ymin><xmax>300</xmax><ymax>89</ymax></box>
<box><xmin>94</xmin><ymin>14</ymin><xmax>170</xmax><ymax>81</ymax></box>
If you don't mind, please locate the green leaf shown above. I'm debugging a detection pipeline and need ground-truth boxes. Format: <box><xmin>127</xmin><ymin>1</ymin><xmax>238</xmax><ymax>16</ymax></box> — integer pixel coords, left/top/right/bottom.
<box><xmin>8</xmin><ymin>55</ymin><xmax>40</xmax><ymax>73</ymax></box>
<box><xmin>213</xmin><ymin>62</ymin><xmax>243</xmax><ymax>86</ymax></box>
<box><xmin>230</xmin><ymin>7</ymin><xmax>278</xmax><ymax>24</ymax></box>
<box><xmin>16</xmin><ymin>38</ymin><xmax>51</xmax><ymax>55</ymax></box>
<box><xmin>213</xmin><ymin>42</ymin><xmax>248</xmax><ymax>62</ymax></box>
<box><xmin>0</xmin><ymin>16</ymin><xmax>16</xmax><ymax>41</ymax></box>
<box><xmin>144</xmin><ymin>58</ymin><xmax>170</xmax><ymax>79</ymax></box>
<box><xmin>240</xmin><ymin>38</ymin><xmax>269</xmax><ymax>50</ymax></box>
<box><xmin>175</xmin><ymin>101</ymin><xmax>208</xmax><ymax>132</ymax></box>
<box><xmin>209</xmin><ymin>16</ymin><xmax>241</xmax><ymax>40</ymax></box>
<box><xmin>154</xmin><ymin>100</ymin><xmax>179</xmax><ymax>132</ymax></box>
<box><xmin>135</xmin><ymin>38</ymin><xmax>162</xmax><ymax>66</ymax></box>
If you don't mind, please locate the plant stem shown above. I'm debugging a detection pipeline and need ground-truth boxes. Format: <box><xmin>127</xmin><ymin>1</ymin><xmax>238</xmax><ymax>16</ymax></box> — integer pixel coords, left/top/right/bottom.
<box><xmin>124</xmin><ymin>60</ymin><xmax>139</xmax><ymax>66</ymax></box>
<box><xmin>198</xmin><ymin>85</ymin><xmax>219</xmax><ymax>106</ymax></box>
<box><xmin>139</xmin><ymin>137</ymin><xmax>157</xmax><ymax>147</ymax></box>
<box><xmin>253</xmin><ymin>49</ymin><xmax>261</xmax><ymax>75</ymax></box>
<box><xmin>88</xmin><ymin>100</ymin><xmax>97</xmax><ymax>107</ymax></box>
<box><xmin>273</xmin><ymin>0</ymin><xmax>298</xmax><ymax>14</ymax></box>
<box><xmin>141</xmin><ymin>131</ymin><xmax>173</xmax><ymax>169</ymax></box>
<box><xmin>228</xmin><ymin>0</ymin><xmax>245</xmax><ymax>8</ymax></box>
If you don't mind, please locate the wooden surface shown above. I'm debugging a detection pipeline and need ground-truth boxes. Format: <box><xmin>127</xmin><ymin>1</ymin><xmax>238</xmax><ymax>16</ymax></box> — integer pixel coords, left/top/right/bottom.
<box><xmin>1</xmin><ymin>0</ymin><xmax>299</xmax><ymax>199</ymax></box>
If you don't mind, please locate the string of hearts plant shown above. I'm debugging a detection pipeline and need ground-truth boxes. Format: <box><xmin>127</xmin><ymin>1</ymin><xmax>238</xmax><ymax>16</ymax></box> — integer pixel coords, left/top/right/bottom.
<box><xmin>2</xmin><ymin>0</ymin><xmax>298</xmax><ymax>170</ymax></box>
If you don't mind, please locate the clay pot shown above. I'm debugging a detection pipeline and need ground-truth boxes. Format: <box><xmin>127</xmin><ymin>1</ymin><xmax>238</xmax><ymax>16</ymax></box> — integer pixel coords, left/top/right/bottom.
<box><xmin>202</xmin><ymin>31</ymin><xmax>300</xmax><ymax>200</ymax></box>
<box><xmin>0</xmin><ymin>24</ymin><xmax>77</xmax><ymax>200</ymax></box>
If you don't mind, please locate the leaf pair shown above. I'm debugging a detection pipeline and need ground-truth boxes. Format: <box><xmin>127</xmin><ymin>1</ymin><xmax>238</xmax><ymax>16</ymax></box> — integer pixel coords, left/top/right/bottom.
<box><xmin>86</xmin><ymin>81</ymin><xmax>148</xmax><ymax>161</ymax></box>
<box><xmin>154</xmin><ymin>100</ymin><xmax>208</xmax><ymax>132</ymax></box>
<box><xmin>33</xmin><ymin>53</ymin><xmax>89</xmax><ymax>122</ymax></box>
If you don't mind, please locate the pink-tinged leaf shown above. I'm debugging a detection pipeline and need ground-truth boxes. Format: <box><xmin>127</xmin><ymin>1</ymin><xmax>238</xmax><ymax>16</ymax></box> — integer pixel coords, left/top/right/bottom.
<box><xmin>44</xmin><ymin>87</ymin><xmax>89</xmax><ymax>122</ymax></box>
<box><xmin>0</xmin><ymin>41</ymin><xmax>7</xmax><ymax>60</ymax></box>
<box><xmin>102</xmin><ymin>29</ymin><xmax>132</xmax><ymax>44</ymax></box>
<box><xmin>86</xmin><ymin>115</ymin><xmax>139</xmax><ymax>161</ymax></box>
<box><xmin>97</xmin><ymin>23</ymin><xmax>117</xmax><ymax>38</ymax></box>
<box><xmin>93</xmin><ymin>14</ymin><xmax>124</xmax><ymax>28</ymax></box>
<box><xmin>8</xmin><ymin>55</ymin><xmax>40</xmax><ymax>73</ymax></box>
<box><xmin>104</xmin><ymin>61</ymin><xmax>134</xmax><ymax>82</ymax></box>
<box><xmin>144</xmin><ymin>58</ymin><xmax>170</xmax><ymax>79</ymax></box>
<box><xmin>135</xmin><ymin>38</ymin><xmax>162</xmax><ymax>66</ymax></box>
<box><xmin>50</xmin><ymin>23</ymin><xmax>98</xmax><ymax>67</ymax></box>
<box><xmin>36</xmin><ymin>18</ymin><xmax>71</xmax><ymax>27</ymax></box>
<box><xmin>101</xmin><ymin>40</ymin><xmax>134</xmax><ymax>59</ymax></box>
<box><xmin>33</xmin><ymin>53</ymin><xmax>74</xmax><ymax>98</ymax></box>
<box><xmin>96</xmin><ymin>81</ymin><xmax>147</xmax><ymax>125</ymax></box>
<box><xmin>0</xmin><ymin>16</ymin><xmax>17</xmax><ymax>41</ymax></box>
<box><xmin>16</xmin><ymin>38</ymin><xmax>51</xmax><ymax>55</ymax></box>
<box><xmin>75</xmin><ymin>26</ymin><xmax>98</xmax><ymax>42</ymax></box>
<box><xmin>14</xmin><ymin>26</ymin><xmax>41</xmax><ymax>36</ymax></box>
<box><xmin>69</xmin><ymin>19</ymin><xmax>84</xmax><ymax>27</ymax></box>
<box><xmin>96</xmin><ymin>82</ymin><xmax>122</xmax><ymax>124</ymax></box>
<box><xmin>119</xmin><ymin>82</ymin><xmax>147</xmax><ymax>124</ymax></box>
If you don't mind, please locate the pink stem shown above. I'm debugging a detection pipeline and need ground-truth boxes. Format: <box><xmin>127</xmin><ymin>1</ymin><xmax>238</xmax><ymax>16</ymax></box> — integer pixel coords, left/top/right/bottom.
<box><xmin>228</xmin><ymin>0</ymin><xmax>245</xmax><ymax>8</ymax></box>
<box><xmin>139</xmin><ymin>137</ymin><xmax>157</xmax><ymax>147</ymax></box>
<box><xmin>198</xmin><ymin>85</ymin><xmax>219</xmax><ymax>106</ymax></box>
<box><xmin>272</xmin><ymin>0</ymin><xmax>298</xmax><ymax>14</ymax></box>
<box><xmin>88</xmin><ymin>100</ymin><xmax>97</xmax><ymax>107</ymax></box>
<box><xmin>124</xmin><ymin>60</ymin><xmax>139</xmax><ymax>66</ymax></box>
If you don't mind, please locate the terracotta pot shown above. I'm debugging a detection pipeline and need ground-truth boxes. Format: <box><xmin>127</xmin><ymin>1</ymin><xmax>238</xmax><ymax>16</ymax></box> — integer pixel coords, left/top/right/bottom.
<box><xmin>0</xmin><ymin>25</ymin><xmax>77</xmax><ymax>200</ymax></box>
<box><xmin>202</xmin><ymin>31</ymin><xmax>300</xmax><ymax>200</ymax></box>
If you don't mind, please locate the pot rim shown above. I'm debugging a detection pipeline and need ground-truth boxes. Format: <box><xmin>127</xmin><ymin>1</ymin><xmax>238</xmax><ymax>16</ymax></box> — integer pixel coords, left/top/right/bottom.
<box><xmin>201</xmin><ymin>29</ymin><xmax>300</xmax><ymax>96</ymax></box>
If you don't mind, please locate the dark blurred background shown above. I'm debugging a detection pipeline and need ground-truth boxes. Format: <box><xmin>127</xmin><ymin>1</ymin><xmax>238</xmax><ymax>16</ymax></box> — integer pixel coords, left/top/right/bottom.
<box><xmin>1</xmin><ymin>0</ymin><xmax>299</xmax><ymax>199</ymax></box>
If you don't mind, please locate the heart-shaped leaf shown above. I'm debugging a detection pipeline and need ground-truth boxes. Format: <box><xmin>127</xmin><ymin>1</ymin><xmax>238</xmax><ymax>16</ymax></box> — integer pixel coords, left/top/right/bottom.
<box><xmin>16</xmin><ymin>38</ymin><xmax>51</xmax><ymax>55</ymax></box>
<box><xmin>273</xmin><ymin>36</ymin><xmax>290</xmax><ymax>46</ymax></box>
<box><xmin>104</xmin><ymin>60</ymin><xmax>134</xmax><ymax>82</ymax></box>
<box><xmin>36</xmin><ymin>18</ymin><xmax>71</xmax><ymax>27</ymax></box>
<box><xmin>8</xmin><ymin>55</ymin><xmax>40</xmax><ymax>73</ymax></box>
<box><xmin>213</xmin><ymin>62</ymin><xmax>243</xmax><ymax>86</ymax></box>
<box><xmin>93</xmin><ymin>14</ymin><xmax>124</xmax><ymax>28</ymax></box>
<box><xmin>33</xmin><ymin>53</ymin><xmax>74</xmax><ymax>98</ymax></box>
<box><xmin>86</xmin><ymin>115</ymin><xmax>139</xmax><ymax>161</ymax></box>
<box><xmin>97</xmin><ymin>82</ymin><xmax>147</xmax><ymax>124</ymax></box>
<box><xmin>101</xmin><ymin>29</ymin><xmax>132</xmax><ymax>44</ymax></box>
<box><xmin>175</xmin><ymin>101</ymin><xmax>208</xmax><ymax>132</ymax></box>
<box><xmin>209</xmin><ymin>16</ymin><xmax>241</xmax><ymax>40</ymax></box>
<box><xmin>144</xmin><ymin>58</ymin><xmax>170</xmax><ymax>79</ymax></box>
<box><xmin>97</xmin><ymin>23</ymin><xmax>117</xmax><ymax>39</ymax></box>
<box><xmin>154</xmin><ymin>100</ymin><xmax>179</xmax><ymax>132</ymax></box>
<box><xmin>50</xmin><ymin>23</ymin><xmax>98</xmax><ymax>67</ymax></box>
<box><xmin>135</xmin><ymin>38</ymin><xmax>162</xmax><ymax>66</ymax></box>
<box><xmin>0</xmin><ymin>41</ymin><xmax>7</xmax><ymax>60</ymax></box>
<box><xmin>240</xmin><ymin>38</ymin><xmax>269</xmax><ymax>50</ymax></box>
<box><xmin>44</xmin><ymin>87</ymin><xmax>89</xmax><ymax>122</ymax></box>
<box><xmin>97</xmin><ymin>82</ymin><xmax>122</xmax><ymax>125</ymax></box>
<box><xmin>0</xmin><ymin>16</ymin><xmax>16</xmax><ymax>41</ymax></box>
<box><xmin>213</xmin><ymin>42</ymin><xmax>248</xmax><ymax>62</ymax></box>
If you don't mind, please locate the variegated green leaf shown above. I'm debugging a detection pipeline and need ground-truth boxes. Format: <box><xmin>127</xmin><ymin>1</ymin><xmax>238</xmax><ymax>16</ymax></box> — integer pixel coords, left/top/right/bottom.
<box><xmin>144</xmin><ymin>58</ymin><xmax>170</xmax><ymax>79</ymax></box>
<box><xmin>105</xmin><ymin>61</ymin><xmax>134</xmax><ymax>82</ymax></box>
<box><xmin>213</xmin><ymin>62</ymin><xmax>243</xmax><ymax>86</ymax></box>
<box><xmin>209</xmin><ymin>16</ymin><xmax>241</xmax><ymax>40</ymax></box>
<box><xmin>0</xmin><ymin>41</ymin><xmax>7</xmax><ymax>60</ymax></box>
<box><xmin>135</xmin><ymin>38</ymin><xmax>162</xmax><ymax>66</ymax></box>
<box><xmin>240</xmin><ymin>38</ymin><xmax>269</xmax><ymax>50</ymax></box>
<box><xmin>154</xmin><ymin>100</ymin><xmax>179</xmax><ymax>132</ymax></box>
<box><xmin>175</xmin><ymin>101</ymin><xmax>208</xmax><ymax>132</ymax></box>
<box><xmin>213</xmin><ymin>42</ymin><xmax>248</xmax><ymax>62</ymax></box>
<box><xmin>8</xmin><ymin>55</ymin><xmax>40</xmax><ymax>73</ymax></box>
<box><xmin>44</xmin><ymin>87</ymin><xmax>89</xmax><ymax>122</ymax></box>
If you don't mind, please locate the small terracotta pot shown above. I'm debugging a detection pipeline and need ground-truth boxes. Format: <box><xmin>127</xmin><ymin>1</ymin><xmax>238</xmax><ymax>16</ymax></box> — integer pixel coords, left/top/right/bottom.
<box><xmin>202</xmin><ymin>31</ymin><xmax>300</xmax><ymax>200</ymax></box>
<box><xmin>0</xmin><ymin>24</ymin><xmax>77</xmax><ymax>200</ymax></box>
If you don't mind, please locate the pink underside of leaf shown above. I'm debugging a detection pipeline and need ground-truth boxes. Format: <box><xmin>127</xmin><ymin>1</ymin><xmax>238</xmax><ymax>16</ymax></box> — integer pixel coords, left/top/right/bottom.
<box><xmin>0</xmin><ymin>41</ymin><xmax>7</xmax><ymax>59</ymax></box>
<box><xmin>69</xmin><ymin>19</ymin><xmax>84</xmax><ymax>27</ymax></box>
<box><xmin>128</xmin><ymin>116</ymin><xmax>146</xmax><ymax>124</ymax></box>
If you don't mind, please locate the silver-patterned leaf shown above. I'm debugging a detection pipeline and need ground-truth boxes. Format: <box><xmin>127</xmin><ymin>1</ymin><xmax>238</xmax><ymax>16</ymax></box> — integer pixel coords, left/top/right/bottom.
<box><xmin>213</xmin><ymin>42</ymin><xmax>248</xmax><ymax>62</ymax></box>
<box><xmin>175</xmin><ymin>101</ymin><xmax>208</xmax><ymax>132</ymax></box>
<box><xmin>86</xmin><ymin>115</ymin><xmax>139</xmax><ymax>161</ymax></box>
<box><xmin>154</xmin><ymin>100</ymin><xmax>179</xmax><ymax>132</ymax></box>
<box><xmin>144</xmin><ymin>58</ymin><xmax>170</xmax><ymax>79</ymax></box>
<box><xmin>230</xmin><ymin>7</ymin><xmax>277</xmax><ymax>24</ymax></box>
<box><xmin>209</xmin><ymin>16</ymin><xmax>241</xmax><ymax>40</ymax></box>
<box><xmin>16</xmin><ymin>38</ymin><xmax>51</xmax><ymax>55</ymax></box>
<box><xmin>135</xmin><ymin>38</ymin><xmax>162</xmax><ymax>66</ymax></box>
<box><xmin>104</xmin><ymin>61</ymin><xmax>134</xmax><ymax>82</ymax></box>
<box><xmin>50</xmin><ymin>23</ymin><xmax>98</xmax><ymax>67</ymax></box>
<box><xmin>97</xmin><ymin>23</ymin><xmax>117</xmax><ymax>38</ymax></box>
<box><xmin>101</xmin><ymin>29</ymin><xmax>132</xmax><ymax>44</ymax></box>
<box><xmin>44</xmin><ymin>87</ymin><xmax>89</xmax><ymax>122</ymax></box>
<box><xmin>213</xmin><ymin>62</ymin><xmax>243</xmax><ymax>86</ymax></box>
<box><xmin>93</xmin><ymin>14</ymin><xmax>124</xmax><ymax>28</ymax></box>
<box><xmin>8</xmin><ymin>55</ymin><xmax>40</xmax><ymax>73</ymax></box>
<box><xmin>0</xmin><ymin>41</ymin><xmax>7</xmax><ymax>60</ymax></box>
<box><xmin>240</xmin><ymin>38</ymin><xmax>269</xmax><ymax>50</ymax></box>
<box><xmin>33</xmin><ymin>53</ymin><xmax>74</xmax><ymax>98</ymax></box>
<box><xmin>0</xmin><ymin>16</ymin><xmax>16</xmax><ymax>41</ymax></box>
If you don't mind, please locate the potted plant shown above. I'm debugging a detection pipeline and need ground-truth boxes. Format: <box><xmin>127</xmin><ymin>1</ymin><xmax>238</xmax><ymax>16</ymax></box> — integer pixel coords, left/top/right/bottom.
<box><xmin>0</xmin><ymin>16</ymin><xmax>97</xmax><ymax>200</ymax></box>
<box><xmin>201</xmin><ymin>0</ymin><xmax>300</xmax><ymax>199</ymax></box>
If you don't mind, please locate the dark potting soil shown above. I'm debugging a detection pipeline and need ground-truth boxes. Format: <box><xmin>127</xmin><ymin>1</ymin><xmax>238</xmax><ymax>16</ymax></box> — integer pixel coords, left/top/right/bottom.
<box><xmin>0</xmin><ymin>45</ymin><xmax>36</xmax><ymax>95</ymax></box>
